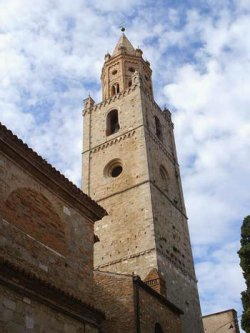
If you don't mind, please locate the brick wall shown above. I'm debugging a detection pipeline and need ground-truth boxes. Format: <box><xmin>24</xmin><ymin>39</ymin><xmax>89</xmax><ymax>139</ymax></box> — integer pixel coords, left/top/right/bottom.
<box><xmin>0</xmin><ymin>150</ymin><xmax>95</xmax><ymax>303</ymax></box>
<box><xmin>94</xmin><ymin>271</ymin><xmax>136</xmax><ymax>332</ymax></box>
<box><xmin>94</xmin><ymin>271</ymin><xmax>182</xmax><ymax>333</ymax></box>
<box><xmin>137</xmin><ymin>284</ymin><xmax>182</xmax><ymax>333</ymax></box>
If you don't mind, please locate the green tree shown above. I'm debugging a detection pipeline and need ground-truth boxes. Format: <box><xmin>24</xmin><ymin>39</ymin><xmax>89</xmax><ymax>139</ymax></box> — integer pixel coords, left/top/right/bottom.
<box><xmin>238</xmin><ymin>215</ymin><xmax>250</xmax><ymax>333</ymax></box>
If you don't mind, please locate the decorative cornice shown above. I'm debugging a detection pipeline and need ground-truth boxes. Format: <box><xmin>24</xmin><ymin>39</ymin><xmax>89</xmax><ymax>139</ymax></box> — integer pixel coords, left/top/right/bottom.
<box><xmin>0</xmin><ymin>257</ymin><xmax>105</xmax><ymax>325</ymax></box>
<box><xmin>0</xmin><ymin>122</ymin><xmax>107</xmax><ymax>222</ymax></box>
<box><xmin>85</xmin><ymin>128</ymin><xmax>137</xmax><ymax>154</ymax></box>
<box><xmin>83</xmin><ymin>84</ymin><xmax>138</xmax><ymax>115</ymax></box>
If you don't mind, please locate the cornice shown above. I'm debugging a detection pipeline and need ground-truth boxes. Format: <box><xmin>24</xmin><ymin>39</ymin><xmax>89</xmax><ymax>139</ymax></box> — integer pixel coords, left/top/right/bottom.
<box><xmin>0</xmin><ymin>122</ymin><xmax>107</xmax><ymax>222</ymax></box>
<box><xmin>102</xmin><ymin>53</ymin><xmax>152</xmax><ymax>73</ymax></box>
<box><xmin>82</xmin><ymin>127</ymin><xmax>139</xmax><ymax>155</ymax></box>
<box><xmin>83</xmin><ymin>84</ymin><xmax>137</xmax><ymax>116</ymax></box>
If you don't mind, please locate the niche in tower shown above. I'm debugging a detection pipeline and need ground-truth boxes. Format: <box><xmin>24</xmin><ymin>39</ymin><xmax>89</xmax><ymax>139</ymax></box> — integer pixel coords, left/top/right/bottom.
<box><xmin>160</xmin><ymin>165</ymin><xmax>169</xmax><ymax>192</ymax></box>
<box><xmin>154</xmin><ymin>116</ymin><xmax>163</xmax><ymax>141</ymax></box>
<box><xmin>106</xmin><ymin>109</ymin><xmax>120</xmax><ymax>136</ymax></box>
<box><xmin>111</xmin><ymin>83</ymin><xmax>120</xmax><ymax>96</ymax></box>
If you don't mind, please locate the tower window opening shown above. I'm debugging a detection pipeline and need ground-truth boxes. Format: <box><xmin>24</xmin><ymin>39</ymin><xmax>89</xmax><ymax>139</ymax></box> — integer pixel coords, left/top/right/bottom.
<box><xmin>111</xmin><ymin>165</ymin><xmax>122</xmax><ymax>177</ymax></box>
<box><xmin>111</xmin><ymin>83</ymin><xmax>120</xmax><ymax>96</ymax></box>
<box><xmin>128</xmin><ymin>80</ymin><xmax>132</xmax><ymax>87</ymax></box>
<box><xmin>155</xmin><ymin>323</ymin><xmax>163</xmax><ymax>333</ymax></box>
<box><xmin>106</xmin><ymin>109</ymin><xmax>120</xmax><ymax>136</ymax></box>
<box><xmin>155</xmin><ymin>116</ymin><xmax>163</xmax><ymax>141</ymax></box>
<box><xmin>112</xmin><ymin>69</ymin><xmax>117</xmax><ymax>75</ymax></box>
<box><xmin>104</xmin><ymin>159</ymin><xmax>123</xmax><ymax>178</ymax></box>
<box><xmin>129</xmin><ymin>67</ymin><xmax>135</xmax><ymax>73</ymax></box>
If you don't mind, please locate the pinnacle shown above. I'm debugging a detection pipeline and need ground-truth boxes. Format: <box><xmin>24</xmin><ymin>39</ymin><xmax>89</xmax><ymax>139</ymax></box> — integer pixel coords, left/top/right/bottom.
<box><xmin>112</xmin><ymin>33</ymin><xmax>136</xmax><ymax>56</ymax></box>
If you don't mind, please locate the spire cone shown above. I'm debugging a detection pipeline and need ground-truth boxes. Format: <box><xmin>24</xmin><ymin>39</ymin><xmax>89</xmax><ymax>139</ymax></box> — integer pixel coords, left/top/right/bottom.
<box><xmin>112</xmin><ymin>33</ymin><xmax>136</xmax><ymax>56</ymax></box>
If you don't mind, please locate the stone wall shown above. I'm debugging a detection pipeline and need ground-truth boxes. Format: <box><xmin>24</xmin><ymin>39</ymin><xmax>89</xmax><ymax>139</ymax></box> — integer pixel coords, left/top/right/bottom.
<box><xmin>83</xmin><ymin>86</ymin><xmax>159</xmax><ymax>279</ymax></box>
<box><xmin>0</xmin><ymin>284</ymin><xmax>98</xmax><ymax>333</ymax></box>
<box><xmin>202</xmin><ymin>310</ymin><xmax>240</xmax><ymax>333</ymax></box>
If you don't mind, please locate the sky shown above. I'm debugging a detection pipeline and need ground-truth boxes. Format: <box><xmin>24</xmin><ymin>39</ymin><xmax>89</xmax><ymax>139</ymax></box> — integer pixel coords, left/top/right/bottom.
<box><xmin>0</xmin><ymin>0</ymin><xmax>249</xmax><ymax>329</ymax></box>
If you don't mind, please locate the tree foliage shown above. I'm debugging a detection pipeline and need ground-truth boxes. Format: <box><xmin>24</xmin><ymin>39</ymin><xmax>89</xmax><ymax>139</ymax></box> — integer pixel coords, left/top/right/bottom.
<box><xmin>238</xmin><ymin>215</ymin><xmax>250</xmax><ymax>332</ymax></box>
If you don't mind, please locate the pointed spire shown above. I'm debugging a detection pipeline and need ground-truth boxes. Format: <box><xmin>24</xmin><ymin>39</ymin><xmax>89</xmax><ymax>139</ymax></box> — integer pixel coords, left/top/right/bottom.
<box><xmin>112</xmin><ymin>33</ymin><xmax>136</xmax><ymax>56</ymax></box>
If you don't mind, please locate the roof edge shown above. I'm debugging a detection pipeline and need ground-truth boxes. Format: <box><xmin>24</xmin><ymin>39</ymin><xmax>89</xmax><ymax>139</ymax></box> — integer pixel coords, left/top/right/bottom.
<box><xmin>0</xmin><ymin>122</ymin><xmax>107</xmax><ymax>222</ymax></box>
<box><xmin>202</xmin><ymin>309</ymin><xmax>237</xmax><ymax>318</ymax></box>
<box><xmin>133</xmin><ymin>276</ymin><xmax>184</xmax><ymax>315</ymax></box>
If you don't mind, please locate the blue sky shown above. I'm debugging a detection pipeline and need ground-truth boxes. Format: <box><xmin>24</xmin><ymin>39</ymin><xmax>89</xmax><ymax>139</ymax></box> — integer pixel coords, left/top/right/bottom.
<box><xmin>1</xmin><ymin>0</ymin><xmax>250</xmax><ymax>329</ymax></box>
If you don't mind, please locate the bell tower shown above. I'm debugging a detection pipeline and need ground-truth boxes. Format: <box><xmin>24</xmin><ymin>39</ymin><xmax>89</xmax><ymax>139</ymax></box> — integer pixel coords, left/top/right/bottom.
<box><xmin>82</xmin><ymin>33</ymin><xmax>204</xmax><ymax>333</ymax></box>
<box><xmin>101</xmin><ymin>33</ymin><xmax>153</xmax><ymax>100</ymax></box>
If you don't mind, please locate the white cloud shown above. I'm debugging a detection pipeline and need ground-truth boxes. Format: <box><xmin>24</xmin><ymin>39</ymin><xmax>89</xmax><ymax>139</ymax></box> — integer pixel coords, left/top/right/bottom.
<box><xmin>0</xmin><ymin>0</ymin><xmax>248</xmax><ymax>327</ymax></box>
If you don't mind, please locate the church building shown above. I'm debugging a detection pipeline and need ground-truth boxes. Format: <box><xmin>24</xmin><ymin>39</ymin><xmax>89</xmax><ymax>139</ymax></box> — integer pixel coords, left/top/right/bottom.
<box><xmin>0</xmin><ymin>33</ymin><xmax>205</xmax><ymax>332</ymax></box>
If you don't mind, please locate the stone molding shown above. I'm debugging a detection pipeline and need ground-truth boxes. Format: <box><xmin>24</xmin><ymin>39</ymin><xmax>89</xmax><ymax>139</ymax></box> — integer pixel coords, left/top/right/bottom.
<box><xmin>83</xmin><ymin>127</ymin><xmax>138</xmax><ymax>155</ymax></box>
<box><xmin>0</xmin><ymin>122</ymin><xmax>107</xmax><ymax>222</ymax></box>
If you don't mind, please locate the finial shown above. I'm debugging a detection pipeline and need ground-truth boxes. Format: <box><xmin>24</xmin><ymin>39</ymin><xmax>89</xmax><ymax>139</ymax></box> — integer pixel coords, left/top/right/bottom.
<box><xmin>120</xmin><ymin>26</ymin><xmax>125</xmax><ymax>32</ymax></box>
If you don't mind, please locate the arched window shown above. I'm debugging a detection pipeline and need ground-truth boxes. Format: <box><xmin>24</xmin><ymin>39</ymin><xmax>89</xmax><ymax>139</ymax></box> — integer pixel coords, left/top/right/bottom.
<box><xmin>111</xmin><ymin>85</ymin><xmax>116</xmax><ymax>96</ymax></box>
<box><xmin>154</xmin><ymin>116</ymin><xmax>162</xmax><ymax>141</ymax></box>
<box><xmin>155</xmin><ymin>323</ymin><xmax>163</xmax><ymax>333</ymax></box>
<box><xmin>160</xmin><ymin>165</ymin><xmax>169</xmax><ymax>192</ymax></box>
<box><xmin>128</xmin><ymin>80</ymin><xmax>132</xmax><ymax>87</ymax></box>
<box><xmin>106</xmin><ymin>109</ymin><xmax>120</xmax><ymax>136</ymax></box>
<box><xmin>111</xmin><ymin>83</ymin><xmax>120</xmax><ymax>96</ymax></box>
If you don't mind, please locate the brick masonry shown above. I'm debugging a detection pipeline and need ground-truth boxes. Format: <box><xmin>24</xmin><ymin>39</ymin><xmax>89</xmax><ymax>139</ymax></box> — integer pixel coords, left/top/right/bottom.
<box><xmin>94</xmin><ymin>270</ymin><xmax>182</xmax><ymax>333</ymax></box>
<box><xmin>0</xmin><ymin>149</ymin><xmax>94</xmax><ymax>302</ymax></box>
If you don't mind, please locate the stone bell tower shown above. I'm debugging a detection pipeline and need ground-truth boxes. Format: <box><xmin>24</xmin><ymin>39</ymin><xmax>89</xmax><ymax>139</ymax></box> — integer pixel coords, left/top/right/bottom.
<box><xmin>82</xmin><ymin>33</ymin><xmax>204</xmax><ymax>333</ymax></box>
